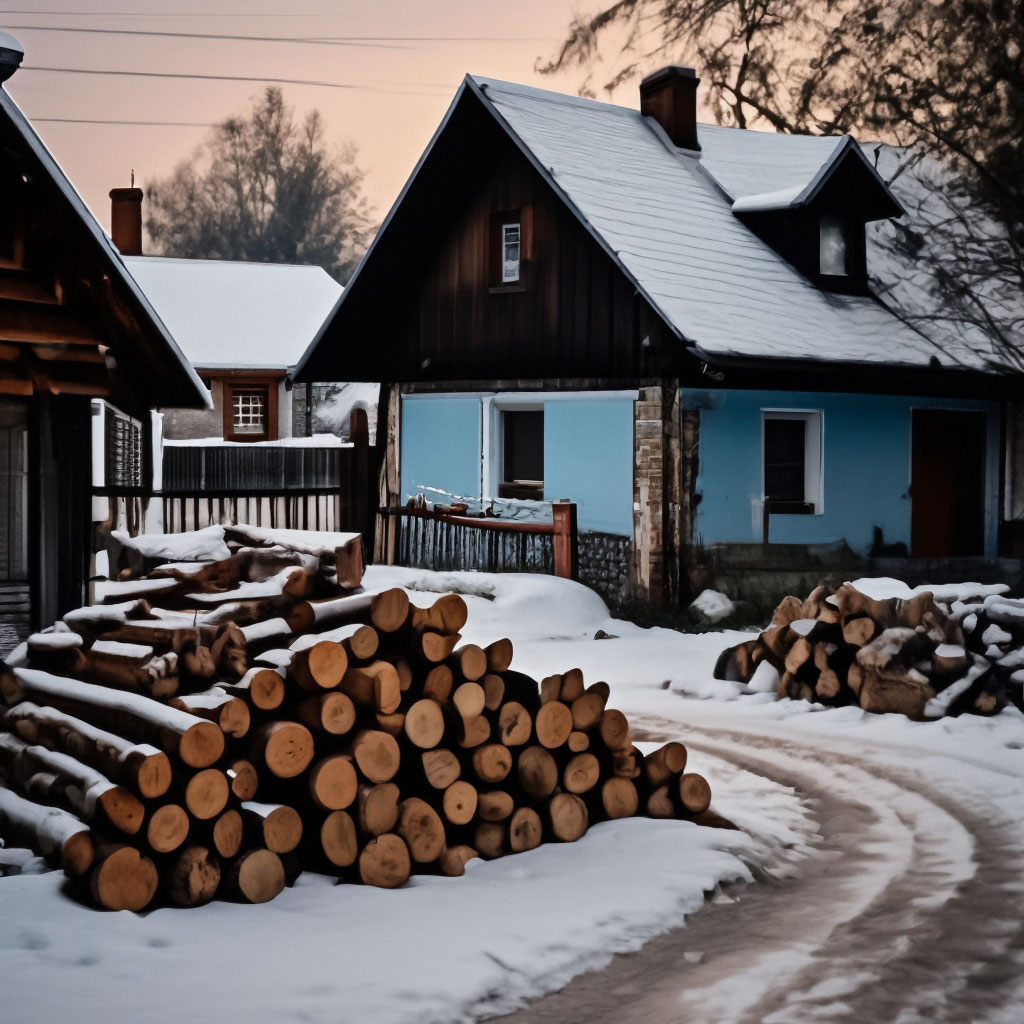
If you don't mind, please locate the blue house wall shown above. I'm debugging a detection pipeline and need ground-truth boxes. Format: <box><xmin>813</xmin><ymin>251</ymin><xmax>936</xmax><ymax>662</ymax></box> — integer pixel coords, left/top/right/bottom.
<box><xmin>400</xmin><ymin>393</ymin><xmax>634</xmax><ymax>536</ymax></box>
<box><xmin>684</xmin><ymin>388</ymin><xmax>1001</xmax><ymax>557</ymax></box>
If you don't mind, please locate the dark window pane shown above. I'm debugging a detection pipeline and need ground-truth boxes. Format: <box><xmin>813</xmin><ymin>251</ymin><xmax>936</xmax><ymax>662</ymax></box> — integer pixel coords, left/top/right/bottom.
<box><xmin>503</xmin><ymin>410</ymin><xmax>543</xmax><ymax>484</ymax></box>
<box><xmin>764</xmin><ymin>418</ymin><xmax>805</xmax><ymax>503</ymax></box>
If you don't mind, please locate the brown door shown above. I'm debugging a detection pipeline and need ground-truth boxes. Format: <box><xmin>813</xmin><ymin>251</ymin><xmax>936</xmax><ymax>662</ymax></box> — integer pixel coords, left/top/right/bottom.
<box><xmin>911</xmin><ymin>409</ymin><xmax>986</xmax><ymax>557</ymax></box>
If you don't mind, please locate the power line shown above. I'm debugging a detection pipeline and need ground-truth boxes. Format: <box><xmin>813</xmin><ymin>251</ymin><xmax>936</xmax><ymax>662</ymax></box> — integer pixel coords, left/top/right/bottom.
<box><xmin>34</xmin><ymin>117</ymin><xmax>214</xmax><ymax>126</ymax></box>
<box><xmin>23</xmin><ymin>65</ymin><xmax>359</xmax><ymax>89</ymax></box>
<box><xmin>4</xmin><ymin>25</ymin><xmax>409</xmax><ymax>49</ymax></box>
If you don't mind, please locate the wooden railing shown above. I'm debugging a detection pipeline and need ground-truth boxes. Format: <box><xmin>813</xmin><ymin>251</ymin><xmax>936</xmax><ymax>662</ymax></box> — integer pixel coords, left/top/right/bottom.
<box><xmin>382</xmin><ymin>501</ymin><xmax>579</xmax><ymax>579</ymax></box>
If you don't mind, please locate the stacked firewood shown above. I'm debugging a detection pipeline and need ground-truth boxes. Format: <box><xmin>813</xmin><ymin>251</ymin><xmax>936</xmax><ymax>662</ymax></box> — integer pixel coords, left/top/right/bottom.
<box><xmin>715</xmin><ymin>581</ymin><xmax>1024</xmax><ymax>718</ymax></box>
<box><xmin>0</xmin><ymin>531</ymin><xmax>716</xmax><ymax>911</ymax></box>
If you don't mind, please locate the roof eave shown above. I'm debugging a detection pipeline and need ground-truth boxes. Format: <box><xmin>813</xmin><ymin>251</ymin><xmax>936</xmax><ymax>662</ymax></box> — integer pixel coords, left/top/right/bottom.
<box><xmin>795</xmin><ymin>135</ymin><xmax>906</xmax><ymax>220</ymax></box>
<box><xmin>0</xmin><ymin>86</ymin><xmax>211</xmax><ymax>410</ymax></box>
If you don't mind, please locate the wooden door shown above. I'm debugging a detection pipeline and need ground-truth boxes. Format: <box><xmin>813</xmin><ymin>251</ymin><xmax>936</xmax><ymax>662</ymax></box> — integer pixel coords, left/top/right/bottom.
<box><xmin>910</xmin><ymin>409</ymin><xmax>986</xmax><ymax>557</ymax></box>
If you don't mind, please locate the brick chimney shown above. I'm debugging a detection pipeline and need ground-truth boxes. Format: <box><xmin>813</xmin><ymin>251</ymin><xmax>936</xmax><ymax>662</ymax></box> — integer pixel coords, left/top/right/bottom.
<box><xmin>109</xmin><ymin>187</ymin><xmax>144</xmax><ymax>255</ymax></box>
<box><xmin>640</xmin><ymin>65</ymin><xmax>701</xmax><ymax>151</ymax></box>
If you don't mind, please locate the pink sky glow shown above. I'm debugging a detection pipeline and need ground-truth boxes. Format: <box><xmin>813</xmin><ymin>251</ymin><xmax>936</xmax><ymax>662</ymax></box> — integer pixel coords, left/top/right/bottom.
<box><xmin>1</xmin><ymin>1</ymin><xmax>643</xmax><ymax>250</ymax></box>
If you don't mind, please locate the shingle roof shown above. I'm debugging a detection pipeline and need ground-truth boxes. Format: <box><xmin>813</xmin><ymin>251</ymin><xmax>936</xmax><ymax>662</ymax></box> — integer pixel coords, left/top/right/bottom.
<box><xmin>124</xmin><ymin>257</ymin><xmax>342</xmax><ymax>370</ymax></box>
<box><xmin>470</xmin><ymin>76</ymin><xmax>999</xmax><ymax>372</ymax></box>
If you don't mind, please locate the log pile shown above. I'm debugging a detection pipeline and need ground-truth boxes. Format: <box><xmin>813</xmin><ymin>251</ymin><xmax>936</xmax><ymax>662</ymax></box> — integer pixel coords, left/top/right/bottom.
<box><xmin>715</xmin><ymin>581</ymin><xmax>1024</xmax><ymax>718</ymax></box>
<box><xmin>0</xmin><ymin>528</ymin><xmax>718</xmax><ymax>908</ymax></box>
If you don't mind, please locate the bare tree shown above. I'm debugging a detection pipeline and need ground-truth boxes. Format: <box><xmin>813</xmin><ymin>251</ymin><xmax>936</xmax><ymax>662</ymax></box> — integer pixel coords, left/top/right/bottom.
<box><xmin>542</xmin><ymin>1</ymin><xmax>1024</xmax><ymax>361</ymax></box>
<box><xmin>145</xmin><ymin>87</ymin><xmax>373</xmax><ymax>283</ymax></box>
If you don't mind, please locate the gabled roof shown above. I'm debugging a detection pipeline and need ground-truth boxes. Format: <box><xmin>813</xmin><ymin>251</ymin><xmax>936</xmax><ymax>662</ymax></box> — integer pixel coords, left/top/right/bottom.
<box><xmin>0</xmin><ymin>86</ymin><xmax>210</xmax><ymax>409</ymax></box>
<box><xmin>298</xmin><ymin>74</ymin><xmax>1008</xmax><ymax>382</ymax></box>
<box><xmin>124</xmin><ymin>257</ymin><xmax>342</xmax><ymax>371</ymax></box>
<box><xmin>469</xmin><ymin>76</ymin><xmax>951</xmax><ymax>370</ymax></box>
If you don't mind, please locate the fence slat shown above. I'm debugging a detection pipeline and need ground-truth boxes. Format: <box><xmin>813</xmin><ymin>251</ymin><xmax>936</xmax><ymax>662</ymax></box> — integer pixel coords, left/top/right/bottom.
<box><xmin>387</xmin><ymin>504</ymin><xmax>577</xmax><ymax>580</ymax></box>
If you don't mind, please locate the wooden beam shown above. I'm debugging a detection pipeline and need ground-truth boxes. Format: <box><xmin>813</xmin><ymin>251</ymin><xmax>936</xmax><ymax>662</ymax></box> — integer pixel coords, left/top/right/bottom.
<box><xmin>0</xmin><ymin>269</ymin><xmax>60</xmax><ymax>306</ymax></box>
<box><xmin>32</xmin><ymin>344</ymin><xmax>109</xmax><ymax>364</ymax></box>
<box><xmin>0</xmin><ymin>298</ymin><xmax>102</xmax><ymax>346</ymax></box>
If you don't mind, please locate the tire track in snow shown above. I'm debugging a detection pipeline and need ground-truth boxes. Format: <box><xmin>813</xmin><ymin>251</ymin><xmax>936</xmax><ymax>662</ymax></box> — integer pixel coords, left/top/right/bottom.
<box><xmin>489</xmin><ymin>719</ymin><xmax>1024</xmax><ymax>1024</ymax></box>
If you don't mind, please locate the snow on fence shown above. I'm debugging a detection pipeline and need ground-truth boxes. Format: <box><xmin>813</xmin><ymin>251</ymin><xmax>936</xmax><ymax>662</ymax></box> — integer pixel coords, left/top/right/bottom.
<box><xmin>383</xmin><ymin>501</ymin><xmax>579</xmax><ymax>580</ymax></box>
<box><xmin>94</xmin><ymin>428</ymin><xmax>376</xmax><ymax>548</ymax></box>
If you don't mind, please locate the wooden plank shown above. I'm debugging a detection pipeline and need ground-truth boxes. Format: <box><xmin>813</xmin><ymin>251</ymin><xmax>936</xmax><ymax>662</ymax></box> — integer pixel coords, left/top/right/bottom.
<box><xmin>0</xmin><ymin>300</ymin><xmax>102</xmax><ymax>346</ymax></box>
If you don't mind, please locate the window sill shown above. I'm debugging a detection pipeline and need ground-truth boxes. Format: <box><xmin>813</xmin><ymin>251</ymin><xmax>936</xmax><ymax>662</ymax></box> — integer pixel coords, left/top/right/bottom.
<box><xmin>488</xmin><ymin>283</ymin><xmax>528</xmax><ymax>294</ymax></box>
<box><xmin>499</xmin><ymin>482</ymin><xmax>544</xmax><ymax>500</ymax></box>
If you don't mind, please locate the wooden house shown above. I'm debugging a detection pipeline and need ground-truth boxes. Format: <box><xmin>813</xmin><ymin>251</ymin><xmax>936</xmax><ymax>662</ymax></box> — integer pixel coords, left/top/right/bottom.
<box><xmin>0</xmin><ymin>47</ymin><xmax>208</xmax><ymax>646</ymax></box>
<box><xmin>296</xmin><ymin>66</ymin><xmax>1024</xmax><ymax>607</ymax></box>
<box><xmin>106</xmin><ymin>188</ymin><xmax>344</xmax><ymax>446</ymax></box>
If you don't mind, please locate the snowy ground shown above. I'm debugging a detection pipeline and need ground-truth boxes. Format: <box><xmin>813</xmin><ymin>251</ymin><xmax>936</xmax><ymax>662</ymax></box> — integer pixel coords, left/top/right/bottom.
<box><xmin>4</xmin><ymin>568</ymin><xmax>1024</xmax><ymax>1023</ymax></box>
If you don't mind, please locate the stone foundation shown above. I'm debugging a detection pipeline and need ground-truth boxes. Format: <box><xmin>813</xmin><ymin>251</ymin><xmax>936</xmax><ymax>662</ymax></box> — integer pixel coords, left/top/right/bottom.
<box><xmin>579</xmin><ymin>531</ymin><xmax>632</xmax><ymax>609</ymax></box>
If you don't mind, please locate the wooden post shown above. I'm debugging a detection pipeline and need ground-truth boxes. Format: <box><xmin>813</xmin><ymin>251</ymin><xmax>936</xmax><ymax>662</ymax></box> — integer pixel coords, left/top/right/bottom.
<box><xmin>349</xmin><ymin>408</ymin><xmax>372</xmax><ymax>551</ymax></box>
<box><xmin>552</xmin><ymin>501</ymin><xmax>578</xmax><ymax>580</ymax></box>
<box><xmin>374</xmin><ymin>385</ymin><xmax>401</xmax><ymax>567</ymax></box>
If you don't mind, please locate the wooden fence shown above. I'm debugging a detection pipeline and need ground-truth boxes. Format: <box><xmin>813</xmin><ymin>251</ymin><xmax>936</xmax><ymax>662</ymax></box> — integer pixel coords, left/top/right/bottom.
<box><xmin>95</xmin><ymin>423</ymin><xmax>377</xmax><ymax>551</ymax></box>
<box><xmin>381</xmin><ymin>501</ymin><xmax>579</xmax><ymax>579</ymax></box>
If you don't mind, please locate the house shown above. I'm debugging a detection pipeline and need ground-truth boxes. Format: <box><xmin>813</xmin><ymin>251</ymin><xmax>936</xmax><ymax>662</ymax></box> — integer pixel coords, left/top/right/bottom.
<box><xmin>295</xmin><ymin>66</ymin><xmax>1023</xmax><ymax>608</ymax></box>
<box><xmin>0</xmin><ymin>40</ymin><xmax>209</xmax><ymax>645</ymax></box>
<box><xmin>104</xmin><ymin>189</ymin><xmax>346</xmax><ymax>445</ymax></box>
<box><xmin>98</xmin><ymin>193</ymin><xmax>378</xmax><ymax>543</ymax></box>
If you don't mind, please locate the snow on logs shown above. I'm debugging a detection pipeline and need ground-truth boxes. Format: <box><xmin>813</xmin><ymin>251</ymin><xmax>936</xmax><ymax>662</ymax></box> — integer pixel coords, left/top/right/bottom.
<box><xmin>0</xmin><ymin>532</ymin><xmax>717</xmax><ymax>911</ymax></box>
<box><xmin>715</xmin><ymin>581</ymin><xmax>1024</xmax><ymax>717</ymax></box>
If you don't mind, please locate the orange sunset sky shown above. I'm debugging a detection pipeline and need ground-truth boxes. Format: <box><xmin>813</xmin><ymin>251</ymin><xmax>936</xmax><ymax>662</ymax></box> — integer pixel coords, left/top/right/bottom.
<box><xmin>1</xmin><ymin>1</ymin><xmax>627</xmax><ymax>247</ymax></box>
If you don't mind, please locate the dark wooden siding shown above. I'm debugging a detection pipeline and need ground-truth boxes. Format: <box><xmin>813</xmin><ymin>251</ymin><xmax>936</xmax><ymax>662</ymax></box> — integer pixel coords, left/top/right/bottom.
<box><xmin>301</xmin><ymin>90</ymin><xmax>682</xmax><ymax>386</ymax></box>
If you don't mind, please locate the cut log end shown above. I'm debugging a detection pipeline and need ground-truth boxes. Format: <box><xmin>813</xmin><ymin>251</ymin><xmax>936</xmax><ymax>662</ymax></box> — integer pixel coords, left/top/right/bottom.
<box><xmin>679</xmin><ymin>772</ymin><xmax>712</xmax><ymax>815</ymax></box>
<box><xmin>177</xmin><ymin>721</ymin><xmax>226</xmax><ymax>769</ymax></box>
<box><xmin>90</xmin><ymin>846</ymin><xmax>159</xmax><ymax>912</ymax></box>
<box><xmin>147</xmin><ymin>804</ymin><xmax>190</xmax><ymax>854</ymax></box>
<box><xmin>321</xmin><ymin>810</ymin><xmax>358</xmax><ymax>868</ymax></box>
<box><xmin>359</xmin><ymin>833</ymin><xmax>410</xmax><ymax>888</ymax></box>
<box><xmin>166</xmin><ymin>845</ymin><xmax>221</xmax><ymax>907</ymax></box>
<box><xmin>228</xmin><ymin>849</ymin><xmax>286</xmax><ymax>904</ymax></box>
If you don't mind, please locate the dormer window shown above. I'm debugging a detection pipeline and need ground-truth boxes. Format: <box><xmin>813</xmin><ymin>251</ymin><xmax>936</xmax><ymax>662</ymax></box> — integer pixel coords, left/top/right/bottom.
<box><xmin>819</xmin><ymin>215</ymin><xmax>849</xmax><ymax>276</ymax></box>
<box><xmin>501</xmin><ymin>222</ymin><xmax>521</xmax><ymax>283</ymax></box>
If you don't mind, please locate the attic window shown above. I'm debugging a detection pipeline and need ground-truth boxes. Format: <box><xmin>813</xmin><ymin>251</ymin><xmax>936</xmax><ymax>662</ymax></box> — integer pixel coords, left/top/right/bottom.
<box><xmin>819</xmin><ymin>216</ymin><xmax>849</xmax><ymax>276</ymax></box>
<box><xmin>501</xmin><ymin>222</ymin><xmax>521</xmax><ymax>283</ymax></box>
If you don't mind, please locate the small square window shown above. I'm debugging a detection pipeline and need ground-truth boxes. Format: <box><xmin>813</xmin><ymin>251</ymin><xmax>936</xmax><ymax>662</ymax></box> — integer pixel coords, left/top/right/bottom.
<box><xmin>499</xmin><ymin>409</ymin><xmax>543</xmax><ymax>499</ymax></box>
<box><xmin>232</xmin><ymin>388</ymin><xmax>267</xmax><ymax>435</ymax></box>
<box><xmin>501</xmin><ymin>223</ymin><xmax>521</xmax><ymax>283</ymax></box>
<box><xmin>763</xmin><ymin>410</ymin><xmax>823</xmax><ymax>514</ymax></box>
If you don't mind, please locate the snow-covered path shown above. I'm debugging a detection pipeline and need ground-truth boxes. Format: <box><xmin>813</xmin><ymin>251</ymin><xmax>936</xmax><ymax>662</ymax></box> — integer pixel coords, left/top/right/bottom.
<box><xmin>495</xmin><ymin>700</ymin><xmax>1024</xmax><ymax>1024</ymax></box>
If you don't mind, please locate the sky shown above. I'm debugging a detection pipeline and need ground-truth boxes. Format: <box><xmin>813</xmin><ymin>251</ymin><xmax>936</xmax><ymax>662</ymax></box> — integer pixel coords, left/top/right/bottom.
<box><xmin>0</xmin><ymin>1</ymin><xmax>629</xmax><ymax>235</ymax></box>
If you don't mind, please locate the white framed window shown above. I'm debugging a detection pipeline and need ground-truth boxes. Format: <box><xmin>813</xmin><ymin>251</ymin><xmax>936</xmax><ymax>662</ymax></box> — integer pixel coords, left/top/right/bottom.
<box><xmin>819</xmin><ymin>215</ymin><xmax>848</xmax><ymax>276</ymax></box>
<box><xmin>232</xmin><ymin>388</ymin><xmax>267</xmax><ymax>435</ymax></box>
<box><xmin>501</xmin><ymin>222</ymin><xmax>521</xmax><ymax>283</ymax></box>
<box><xmin>761</xmin><ymin>409</ymin><xmax>823</xmax><ymax>514</ymax></box>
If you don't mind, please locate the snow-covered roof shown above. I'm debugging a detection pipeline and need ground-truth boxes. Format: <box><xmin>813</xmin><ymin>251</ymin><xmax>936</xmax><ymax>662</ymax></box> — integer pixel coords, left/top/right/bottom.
<box><xmin>0</xmin><ymin>87</ymin><xmax>210</xmax><ymax>408</ymax></box>
<box><xmin>468</xmin><ymin>76</ymin><xmax>993</xmax><ymax>372</ymax></box>
<box><xmin>124</xmin><ymin>257</ymin><xmax>343</xmax><ymax>370</ymax></box>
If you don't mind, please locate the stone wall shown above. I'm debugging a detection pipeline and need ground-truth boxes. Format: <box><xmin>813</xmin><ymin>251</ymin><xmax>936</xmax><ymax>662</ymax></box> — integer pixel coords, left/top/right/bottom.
<box><xmin>161</xmin><ymin>379</ymin><xmax>221</xmax><ymax>440</ymax></box>
<box><xmin>629</xmin><ymin>382</ymin><xmax>682</xmax><ymax>607</ymax></box>
<box><xmin>579</xmin><ymin>530</ymin><xmax>632</xmax><ymax>609</ymax></box>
